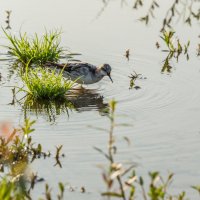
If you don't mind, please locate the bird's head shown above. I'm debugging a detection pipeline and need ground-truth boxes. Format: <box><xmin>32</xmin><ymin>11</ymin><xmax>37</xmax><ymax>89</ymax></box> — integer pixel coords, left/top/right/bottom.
<box><xmin>98</xmin><ymin>64</ymin><xmax>113</xmax><ymax>83</ymax></box>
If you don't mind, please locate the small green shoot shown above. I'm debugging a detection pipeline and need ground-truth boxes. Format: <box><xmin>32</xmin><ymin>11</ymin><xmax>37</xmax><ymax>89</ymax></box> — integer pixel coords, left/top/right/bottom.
<box><xmin>159</xmin><ymin>31</ymin><xmax>190</xmax><ymax>73</ymax></box>
<box><xmin>128</xmin><ymin>71</ymin><xmax>144</xmax><ymax>90</ymax></box>
<box><xmin>160</xmin><ymin>31</ymin><xmax>190</xmax><ymax>56</ymax></box>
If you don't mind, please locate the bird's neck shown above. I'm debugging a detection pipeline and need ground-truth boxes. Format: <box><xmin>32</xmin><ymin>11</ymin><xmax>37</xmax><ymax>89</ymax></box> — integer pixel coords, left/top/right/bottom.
<box><xmin>95</xmin><ymin>68</ymin><xmax>105</xmax><ymax>77</ymax></box>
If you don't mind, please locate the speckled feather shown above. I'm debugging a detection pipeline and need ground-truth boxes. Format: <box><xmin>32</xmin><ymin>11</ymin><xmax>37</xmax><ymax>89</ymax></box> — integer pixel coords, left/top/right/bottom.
<box><xmin>46</xmin><ymin>61</ymin><xmax>113</xmax><ymax>84</ymax></box>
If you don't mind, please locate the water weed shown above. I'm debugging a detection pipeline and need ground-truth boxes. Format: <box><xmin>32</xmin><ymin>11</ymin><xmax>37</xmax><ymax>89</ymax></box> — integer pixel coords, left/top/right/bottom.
<box><xmin>128</xmin><ymin>71</ymin><xmax>143</xmax><ymax>90</ymax></box>
<box><xmin>95</xmin><ymin>100</ymin><xmax>200</xmax><ymax>200</ymax></box>
<box><xmin>20</xmin><ymin>66</ymin><xmax>76</xmax><ymax>100</ymax></box>
<box><xmin>160</xmin><ymin>31</ymin><xmax>190</xmax><ymax>56</ymax></box>
<box><xmin>159</xmin><ymin>31</ymin><xmax>190</xmax><ymax>73</ymax></box>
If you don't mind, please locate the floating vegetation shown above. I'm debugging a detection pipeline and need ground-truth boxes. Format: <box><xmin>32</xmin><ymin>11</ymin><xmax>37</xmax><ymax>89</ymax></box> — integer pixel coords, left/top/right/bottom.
<box><xmin>197</xmin><ymin>44</ymin><xmax>200</xmax><ymax>56</ymax></box>
<box><xmin>133</xmin><ymin>0</ymin><xmax>200</xmax><ymax>31</ymax></box>
<box><xmin>100</xmin><ymin>0</ymin><xmax>200</xmax><ymax>31</ymax></box>
<box><xmin>161</xmin><ymin>54</ymin><xmax>173</xmax><ymax>73</ymax></box>
<box><xmin>159</xmin><ymin>31</ymin><xmax>190</xmax><ymax>73</ymax></box>
<box><xmin>125</xmin><ymin>49</ymin><xmax>130</xmax><ymax>61</ymax></box>
<box><xmin>161</xmin><ymin>31</ymin><xmax>190</xmax><ymax>57</ymax></box>
<box><xmin>128</xmin><ymin>71</ymin><xmax>145</xmax><ymax>90</ymax></box>
<box><xmin>95</xmin><ymin>100</ymin><xmax>200</xmax><ymax>200</ymax></box>
<box><xmin>138</xmin><ymin>0</ymin><xmax>159</xmax><ymax>25</ymax></box>
<box><xmin>5</xmin><ymin>10</ymin><xmax>11</xmax><ymax>30</ymax></box>
<box><xmin>20</xmin><ymin>66</ymin><xmax>76</xmax><ymax>100</ymax></box>
<box><xmin>3</xmin><ymin>29</ymin><xmax>64</xmax><ymax>66</ymax></box>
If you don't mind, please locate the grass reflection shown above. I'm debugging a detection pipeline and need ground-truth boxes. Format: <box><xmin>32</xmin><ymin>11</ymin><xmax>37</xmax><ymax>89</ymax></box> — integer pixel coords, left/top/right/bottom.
<box><xmin>100</xmin><ymin>0</ymin><xmax>200</xmax><ymax>31</ymax></box>
<box><xmin>12</xmin><ymin>88</ymin><xmax>108</xmax><ymax>122</ymax></box>
<box><xmin>23</xmin><ymin>96</ymin><xmax>74</xmax><ymax>122</ymax></box>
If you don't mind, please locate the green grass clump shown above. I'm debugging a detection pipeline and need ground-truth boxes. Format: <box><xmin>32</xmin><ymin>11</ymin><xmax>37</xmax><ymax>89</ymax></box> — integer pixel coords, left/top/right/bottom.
<box><xmin>0</xmin><ymin>178</ymin><xmax>26</xmax><ymax>200</ymax></box>
<box><xmin>21</xmin><ymin>67</ymin><xmax>75</xmax><ymax>100</ymax></box>
<box><xmin>3</xmin><ymin>29</ymin><xmax>63</xmax><ymax>65</ymax></box>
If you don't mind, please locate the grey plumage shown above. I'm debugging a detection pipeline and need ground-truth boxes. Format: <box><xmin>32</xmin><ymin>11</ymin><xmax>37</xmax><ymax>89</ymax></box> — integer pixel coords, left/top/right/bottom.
<box><xmin>46</xmin><ymin>61</ymin><xmax>113</xmax><ymax>84</ymax></box>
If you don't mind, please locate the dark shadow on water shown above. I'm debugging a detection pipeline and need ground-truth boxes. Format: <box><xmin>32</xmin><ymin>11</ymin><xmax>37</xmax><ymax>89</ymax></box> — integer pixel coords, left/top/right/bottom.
<box><xmin>68</xmin><ymin>88</ymin><xmax>108</xmax><ymax>115</ymax></box>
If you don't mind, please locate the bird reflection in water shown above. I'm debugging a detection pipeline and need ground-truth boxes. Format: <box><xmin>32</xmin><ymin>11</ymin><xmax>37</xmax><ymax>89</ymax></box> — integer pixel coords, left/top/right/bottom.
<box><xmin>68</xmin><ymin>88</ymin><xmax>108</xmax><ymax>115</ymax></box>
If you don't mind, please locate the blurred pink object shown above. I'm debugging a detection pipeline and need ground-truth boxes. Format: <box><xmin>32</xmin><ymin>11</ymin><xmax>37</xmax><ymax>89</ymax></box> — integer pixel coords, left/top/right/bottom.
<box><xmin>0</xmin><ymin>122</ymin><xmax>15</xmax><ymax>140</ymax></box>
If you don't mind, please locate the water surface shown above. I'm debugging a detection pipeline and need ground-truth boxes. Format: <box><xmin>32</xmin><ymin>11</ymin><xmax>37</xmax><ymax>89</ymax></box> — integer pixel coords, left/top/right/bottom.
<box><xmin>0</xmin><ymin>0</ymin><xmax>200</xmax><ymax>199</ymax></box>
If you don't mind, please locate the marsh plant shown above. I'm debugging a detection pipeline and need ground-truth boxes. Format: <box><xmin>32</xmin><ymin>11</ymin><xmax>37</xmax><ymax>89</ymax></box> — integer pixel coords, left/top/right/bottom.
<box><xmin>0</xmin><ymin>119</ymin><xmax>49</xmax><ymax>172</ymax></box>
<box><xmin>134</xmin><ymin>0</ymin><xmax>200</xmax><ymax>31</ymax></box>
<box><xmin>128</xmin><ymin>71</ymin><xmax>144</xmax><ymax>90</ymax></box>
<box><xmin>20</xmin><ymin>66</ymin><xmax>76</xmax><ymax>100</ymax></box>
<box><xmin>3</xmin><ymin>29</ymin><xmax>63</xmax><ymax>65</ymax></box>
<box><xmin>95</xmin><ymin>99</ymin><xmax>137</xmax><ymax>199</ymax></box>
<box><xmin>95</xmin><ymin>100</ymin><xmax>200</xmax><ymax>200</ymax></box>
<box><xmin>101</xmin><ymin>0</ymin><xmax>200</xmax><ymax>31</ymax></box>
<box><xmin>0</xmin><ymin>119</ymin><xmax>67</xmax><ymax>199</ymax></box>
<box><xmin>159</xmin><ymin>31</ymin><xmax>190</xmax><ymax>73</ymax></box>
<box><xmin>161</xmin><ymin>54</ymin><xmax>173</xmax><ymax>73</ymax></box>
<box><xmin>197</xmin><ymin>44</ymin><xmax>200</xmax><ymax>56</ymax></box>
<box><xmin>160</xmin><ymin>31</ymin><xmax>190</xmax><ymax>56</ymax></box>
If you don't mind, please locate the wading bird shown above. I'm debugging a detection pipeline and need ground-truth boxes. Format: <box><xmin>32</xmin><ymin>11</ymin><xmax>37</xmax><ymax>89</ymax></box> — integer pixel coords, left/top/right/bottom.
<box><xmin>46</xmin><ymin>62</ymin><xmax>113</xmax><ymax>84</ymax></box>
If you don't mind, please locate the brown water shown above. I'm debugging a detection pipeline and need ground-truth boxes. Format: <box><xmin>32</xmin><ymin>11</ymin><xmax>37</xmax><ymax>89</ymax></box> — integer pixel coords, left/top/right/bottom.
<box><xmin>0</xmin><ymin>0</ymin><xmax>200</xmax><ymax>199</ymax></box>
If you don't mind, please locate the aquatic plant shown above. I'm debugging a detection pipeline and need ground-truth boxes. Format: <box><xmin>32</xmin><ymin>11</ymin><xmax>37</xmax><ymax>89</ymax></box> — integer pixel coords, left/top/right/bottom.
<box><xmin>20</xmin><ymin>66</ymin><xmax>76</xmax><ymax>100</ymax></box>
<box><xmin>0</xmin><ymin>178</ymin><xmax>26</xmax><ymax>200</ymax></box>
<box><xmin>134</xmin><ymin>0</ymin><xmax>200</xmax><ymax>31</ymax></box>
<box><xmin>95</xmin><ymin>99</ymin><xmax>136</xmax><ymax>199</ymax></box>
<box><xmin>95</xmin><ymin>100</ymin><xmax>200</xmax><ymax>200</ymax></box>
<box><xmin>128</xmin><ymin>71</ymin><xmax>143</xmax><ymax>90</ymax></box>
<box><xmin>0</xmin><ymin>119</ymin><xmax>67</xmax><ymax>199</ymax></box>
<box><xmin>158</xmin><ymin>31</ymin><xmax>190</xmax><ymax>73</ymax></box>
<box><xmin>3</xmin><ymin>29</ymin><xmax>63</xmax><ymax>65</ymax></box>
<box><xmin>160</xmin><ymin>31</ymin><xmax>190</xmax><ymax>55</ymax></box>
<box><xmin>197</xmin><ymin>44</ymin><xmax>200</xmax><ymax>56</ymax></box>
<box><xmin>0</xmin><ymin>119</ymin><xmax>49</xmax><ymax>171</ymax></box>
<box><xmin>138</xmin><ymin>0</ymin><xmax>159</xmax><ymax>25</ymax></box>
<box><xmin>101</xmin><ymin>0</ymin><xmax>200</xmax><ymax>31</ymax></box>
<box><xmin>5</xmin><ymin>10</ymin><xmax>11</xmax><ymax>30</ymax></box>
<box><xmin>161</xmin><ymin>54</ymin><xmax>173</xmax><ymax>73</ymax></box>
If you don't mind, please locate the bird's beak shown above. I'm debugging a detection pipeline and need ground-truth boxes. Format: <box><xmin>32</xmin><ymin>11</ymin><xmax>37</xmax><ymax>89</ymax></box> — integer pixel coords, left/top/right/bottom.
<box><xmin>107</xmin><ymin>73</ymin><xmax>113</xmax><ymax>83</ymax></box>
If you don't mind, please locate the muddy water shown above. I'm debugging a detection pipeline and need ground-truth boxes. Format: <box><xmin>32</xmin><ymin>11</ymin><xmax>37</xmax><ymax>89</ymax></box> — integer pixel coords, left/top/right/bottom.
<box><xmin>0</xmin><ymin>0</ymin><xmax>200</xmax><ymax>199</ymax></box>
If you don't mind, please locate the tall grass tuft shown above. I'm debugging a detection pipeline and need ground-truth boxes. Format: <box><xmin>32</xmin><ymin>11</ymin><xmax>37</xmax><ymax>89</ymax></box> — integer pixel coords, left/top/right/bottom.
<box><xmin>20</xmin><ymin>66</ymin><xmax>76</xmax><ymax>100</ymax></box>
<box><xmin>3</xmin><ymin>29</ymin><xmax>63</xmax><ymax>65</ymax></box>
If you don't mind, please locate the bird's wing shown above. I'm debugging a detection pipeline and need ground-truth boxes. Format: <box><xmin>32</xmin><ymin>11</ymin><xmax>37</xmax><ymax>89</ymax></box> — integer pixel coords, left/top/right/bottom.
<box><xmin>66</xmin><ymin>63</ymin><xmax>96</xmax><ymax>74</ymax></box>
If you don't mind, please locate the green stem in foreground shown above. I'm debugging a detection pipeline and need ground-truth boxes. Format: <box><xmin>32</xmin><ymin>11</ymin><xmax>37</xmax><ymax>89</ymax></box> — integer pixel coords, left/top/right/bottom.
<box><xmin>108</xmin><ymin>100</ymin><xmax>126</xmax><ymax>200</ymax></box>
